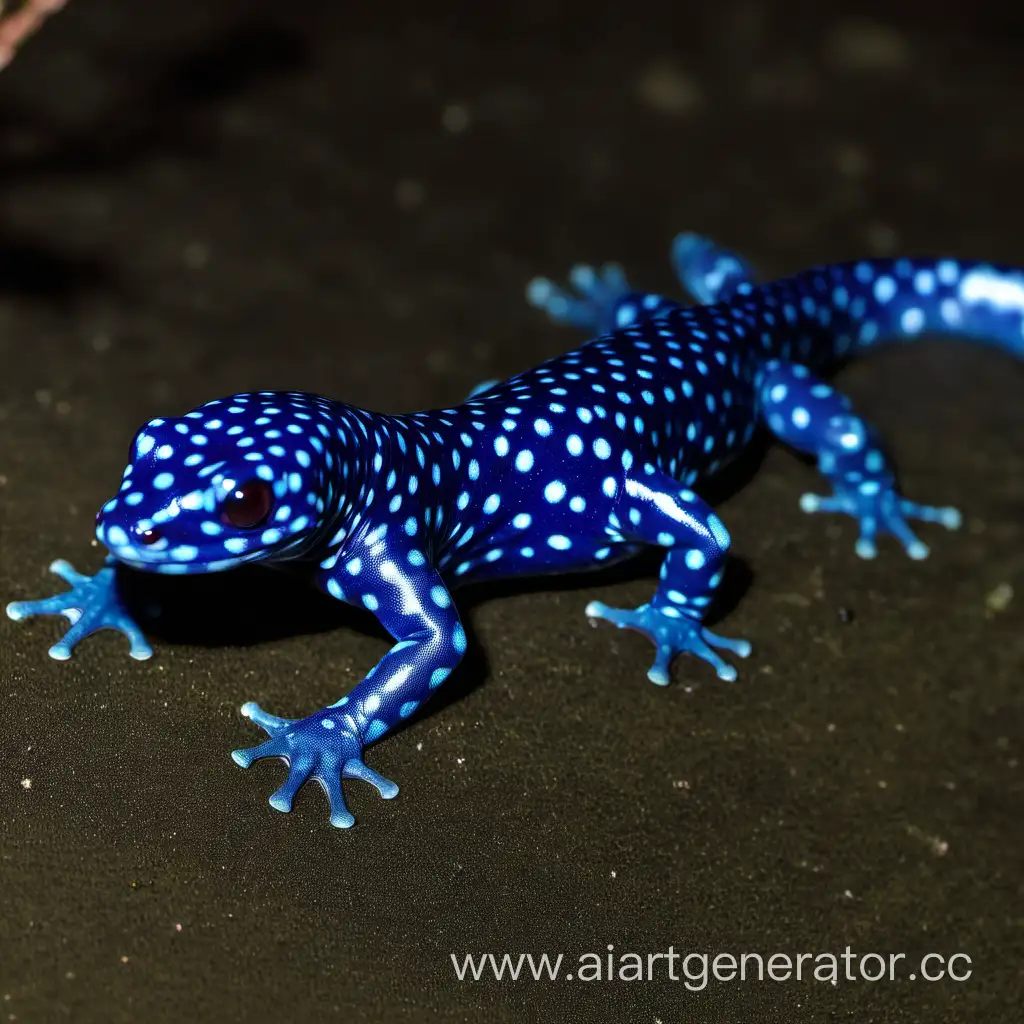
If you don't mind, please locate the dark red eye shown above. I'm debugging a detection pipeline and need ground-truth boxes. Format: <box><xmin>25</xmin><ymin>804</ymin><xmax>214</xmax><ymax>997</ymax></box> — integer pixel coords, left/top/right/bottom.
<box><xmin>135</xmin><ymin>526</ymin><xmax>163</xmax><ymax>545</ymax></box>
<box><xmin>221</xmin><ymin>479</ymin><xmax>273</xmax><ymax>529</ymax></box>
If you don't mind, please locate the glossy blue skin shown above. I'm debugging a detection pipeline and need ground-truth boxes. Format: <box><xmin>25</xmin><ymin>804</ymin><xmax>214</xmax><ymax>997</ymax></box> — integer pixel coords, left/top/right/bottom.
<box><xmin>8</xmin><ymin>233</ymin><xmax>1024</xmax><ymax>829</ymax></box>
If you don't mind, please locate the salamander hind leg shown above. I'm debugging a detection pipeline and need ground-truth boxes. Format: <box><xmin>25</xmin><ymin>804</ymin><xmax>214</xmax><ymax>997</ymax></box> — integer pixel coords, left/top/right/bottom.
<box><xmin>759</xmin><ymin>361</ymin><xmax>961</xmax><ymax>559</ymax></box>
<box><xmin>586</xmin><ymin>472</ymin><xmax>751</xmax><ymax>685</ymax></box>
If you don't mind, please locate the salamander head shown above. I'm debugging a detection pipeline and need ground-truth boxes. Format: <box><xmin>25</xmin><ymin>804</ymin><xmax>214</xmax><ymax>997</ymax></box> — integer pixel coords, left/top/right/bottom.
<box><xmin>95</xmin><ymin>394</ymin><xmax>335</xmax><ymax>574</ymax></box>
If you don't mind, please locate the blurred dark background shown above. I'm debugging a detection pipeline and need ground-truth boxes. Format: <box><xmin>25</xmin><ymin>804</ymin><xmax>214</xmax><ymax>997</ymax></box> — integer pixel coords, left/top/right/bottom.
<box><xmin>0</xmin><ymin>1</ymin><xmax>1022</xmax><ymax>1021</ymax></box>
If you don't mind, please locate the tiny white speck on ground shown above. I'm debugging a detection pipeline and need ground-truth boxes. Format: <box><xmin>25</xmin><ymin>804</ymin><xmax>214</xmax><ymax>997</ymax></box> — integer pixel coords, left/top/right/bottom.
<box><xmin>906</xmin><ymin>824</ymin><xmax>949</xmax><ymax>857</ymax></box>
<box><xmin>825</xmin><ymin>20</ymin><xmax>909</xmax><ymax>72</ymax></box>
<box><xmin>456</xmin><ymin>757</ymin><xmax>465</xmax><ymax>765</ymax></box>
<box><xmin>610</xmin><ymin>871</ymin><xmax>616</xmax><ymax>879</ymax></box>
<box><xmin>864</xmin><ymin>222</ymin><xmax>899</xmax><ymax>254</ymax></box>
<box><xmin>183</xmin><ymin>241</ymin><xmax>209</xmax><ymax>268</ymax></box>
<box><xmin>835</xmin><ymin>144</ymin><xmax>868</xmax><ymax>177</ymax></box>
<box><xmin>634</xmin><ymin>62</ymin><xmax>702</xmax><ymax>115</ymax></box>
<box><xmin>843</xmin><ymin>889</ymin><xmax>855</xmax><ymax>899</ymax></box>
<box><xmin>441</xmin><ymin>104</ymin><xmax>470</xmax><ymax>133</ymax></box>
<box><xmin>395</xmin><ymin>179</ymin><xmax>425</xmax><ymax>210</ymax></box>
<box><xmin>985</xmin><ymin>582</ymin><xmax>1013</xmax><ymax>614</ymax></box>
<box><xmin>19</xmin><ymin>778</ymin><xmax>31</xmax><ymax>789</ymax></box>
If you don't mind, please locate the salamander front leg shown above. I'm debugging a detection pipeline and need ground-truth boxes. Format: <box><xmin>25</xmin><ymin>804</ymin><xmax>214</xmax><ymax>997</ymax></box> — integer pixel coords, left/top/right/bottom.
<box><xmin>232</xmin><ymin>543</ymin><xmax>465</xmax><ymax>828</ymax></box>
<box><xmin>670</xmin><ymin>233</ymin><xmax>759</xmax><ymax>304</ymax></box>
<box><xmin>586</xmin><ymin>472</ymin><xmax>751</xmax><ymax>685</ymax></box>
<box><xmin>526</xmin><ymin>261</ymin><xmax>681</xmax><ymax>334</ymax></box>
<box><xmin>231</xmin><ymin>702</ymin><xmax>399</xmax><ymax>829</ymax></box>
<box><xmin>759</xmin><ymin>361</ymin><xmax>961</xmax><ymax>559</ymax></box>
<box><xmin>6</xmin><ymin>557</ymin><xmax>152</xmax><ymax>661</ymax></box>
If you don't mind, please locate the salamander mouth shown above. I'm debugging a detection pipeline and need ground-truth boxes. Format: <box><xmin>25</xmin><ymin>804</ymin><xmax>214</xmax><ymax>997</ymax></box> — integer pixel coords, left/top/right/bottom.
<box><xmin>97</xmin><ymin>518</ymin><xmax>309</xmax><ymax>575</ymax></box>
<box><xmin>112</xmin><ymin>549</ymin><xmax>272</xmax><ymax>575</ymax></box>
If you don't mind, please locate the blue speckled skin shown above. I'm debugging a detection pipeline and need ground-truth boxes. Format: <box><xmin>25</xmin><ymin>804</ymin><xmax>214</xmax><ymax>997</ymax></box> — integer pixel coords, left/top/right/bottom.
<box><xmin>8</xmin><ymin>233</ymin><xmax>1024</xmax><ymax>829</ymax></box>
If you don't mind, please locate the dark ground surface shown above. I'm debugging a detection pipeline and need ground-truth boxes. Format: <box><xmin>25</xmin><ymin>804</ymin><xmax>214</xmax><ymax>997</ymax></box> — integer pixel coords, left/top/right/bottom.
<box><xmin>0</xmin><ymin>1</ymin><xmax>1022</xmax><ymax>1021</ymax></box>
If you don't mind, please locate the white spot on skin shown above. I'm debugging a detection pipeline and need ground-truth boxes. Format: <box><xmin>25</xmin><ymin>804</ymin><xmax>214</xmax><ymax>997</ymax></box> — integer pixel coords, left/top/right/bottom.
<box><xmin>873</xmin><ymin>276</ymin><xmax>896</xmax><ymax>303</ymax></box>
<box><xmin>959</xmin><ymin>268</ymin><xmax>1024</xmax><ymax>313</ymax></box>
<box><xmin>544</xmin><ymin>481</ymin><xmax>566</xmax><ymax>503</ymax></box>
<box><xmin>900</xmin><ymin>307</ymin><xmax>925</xmax><ymax>333</ymax></box>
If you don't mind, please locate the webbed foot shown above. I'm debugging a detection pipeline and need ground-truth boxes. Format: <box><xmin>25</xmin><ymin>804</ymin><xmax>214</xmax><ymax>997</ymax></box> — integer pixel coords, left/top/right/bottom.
<box><xmin>6</xmin><ymin>558</ymin><xmax>152</xmax><ymax>661</ymax></box>
<box><xmin>585</xmin><ymin>600</ymin><xmax>751</xmax><ymax>685</ymax></box>
<box><xmin>799</xmin><ymin>486</ymin><xmax>961</xmax><ymax>560</ymax></box>
<box><xmin>526</xmin><ymin>262</ymin><xmax>642</xmax><ymax>333</ymax></box>
<box><xmin>232</xmin><ymin>701</ymin><xmax>399</xmax><ymax>829</ymax></box>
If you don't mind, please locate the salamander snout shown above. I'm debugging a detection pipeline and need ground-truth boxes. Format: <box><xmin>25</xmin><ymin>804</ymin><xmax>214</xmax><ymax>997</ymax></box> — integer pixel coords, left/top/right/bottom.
<box><xmin>93</xmin><ymin>404</ymin><xmax>329</xmax><ymax>575</ymax></box>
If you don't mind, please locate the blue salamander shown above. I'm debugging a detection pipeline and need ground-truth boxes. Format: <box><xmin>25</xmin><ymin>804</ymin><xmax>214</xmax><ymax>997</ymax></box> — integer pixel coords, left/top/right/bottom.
<box><xmin>7</xmin><ymin>234</ymin><xmax>1024</xmax><ymax>829</ymax></box>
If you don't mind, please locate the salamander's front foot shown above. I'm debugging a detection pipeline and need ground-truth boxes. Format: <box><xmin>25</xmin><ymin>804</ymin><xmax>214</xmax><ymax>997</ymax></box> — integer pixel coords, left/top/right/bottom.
<box><xmin>526</xmin><ymin>262</ymin><xmax>638</xmax><ymax>333</ymax></box>
<box><xmin>231</xmin><ymin>702</ymin><xmax>399</xmax><ymax>829</ymax></box>
<box><xmin>799</xmin><ymin>485</ymin><xmax>961</xmax><ymax>560</ymax></box>
<box><xmin>585</xmin><ymin>600</ymin><xmax>751</xmax><ymax>685</ymax></box>
<box><xmin>6</xmin><ymin>558</ymin><xmax>152</xmax><ymax>661</ymax></box>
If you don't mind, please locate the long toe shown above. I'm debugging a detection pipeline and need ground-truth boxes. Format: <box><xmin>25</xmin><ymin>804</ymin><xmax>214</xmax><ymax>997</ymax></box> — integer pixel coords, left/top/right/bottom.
<box><xmin>344</xmin><ymin>757</ymin><xmax>400</xmax><ymax>799</ymax></box>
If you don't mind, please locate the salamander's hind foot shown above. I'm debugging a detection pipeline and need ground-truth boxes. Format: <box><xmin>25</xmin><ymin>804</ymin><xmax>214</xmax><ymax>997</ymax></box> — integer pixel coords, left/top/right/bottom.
<box><xmin>670</xmin><ymin>232</ymin><xmax>759</xmax><ymax>304</ymax></box>
<box><xmin>6</xmin><ymin>558</ymin><xmax>152</xmax><ymax>661</ymax></box>
<box><xmin>527</xmin><ymin>262</ymin><xmax>647</xmax><ymax>333</ymax></box>
<box><xmin>231</xmin><ymin>701</ymin><xmax>399</xmax><ymax>829</ymax></box>
<box><xmin>585</xmin><ymin>600</ymin><xmax>752</xmax><ymax>685</ymax></box>
<box><xmin>800</xmin><ymin>486</ymin><xmax>961</xmax><ymax>560</ymax></box>
<box><xmin>757</xmin><ymin>361</ymin><xmax>962</xmax><ymax>560</ymax></box>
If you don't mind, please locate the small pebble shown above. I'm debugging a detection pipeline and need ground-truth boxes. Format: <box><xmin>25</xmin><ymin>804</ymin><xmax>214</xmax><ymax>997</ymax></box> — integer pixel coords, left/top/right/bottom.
<box><xmin>985</xmin><ymin>582</ymin><xmax>1013</xmax><ymax>614</ymax></box>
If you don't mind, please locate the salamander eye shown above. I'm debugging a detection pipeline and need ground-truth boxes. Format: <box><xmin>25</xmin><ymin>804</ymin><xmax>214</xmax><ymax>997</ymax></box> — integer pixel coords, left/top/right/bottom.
<box><xmin>221</xmin><ymin>479</ymin><xmax>273</xmax><ymax>529</ymax></box>
<box><xmin>135</xmin><ymin>526</ymin><xmax>163</xmax><ymax>545</ymax></box>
